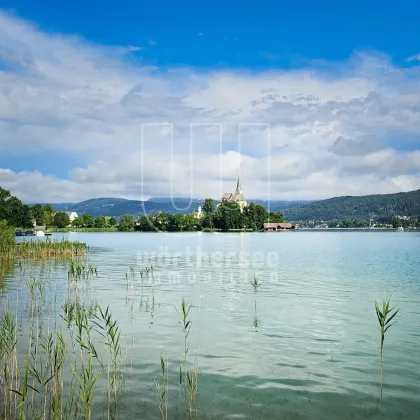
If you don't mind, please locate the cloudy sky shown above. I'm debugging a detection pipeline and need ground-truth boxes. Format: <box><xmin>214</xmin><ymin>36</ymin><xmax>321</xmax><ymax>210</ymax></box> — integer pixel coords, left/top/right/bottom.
<box><xmin>0</xmin><ymin>1</ymin><xmax>420</xmax><ymax>203</ymax></box>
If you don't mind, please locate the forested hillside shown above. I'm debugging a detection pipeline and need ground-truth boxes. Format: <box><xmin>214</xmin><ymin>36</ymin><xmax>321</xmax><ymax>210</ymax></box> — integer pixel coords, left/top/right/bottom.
<box><xmin>283</xmin><ymin>189</ymin><xmax>420</xmax><ymax>221</ymax></box>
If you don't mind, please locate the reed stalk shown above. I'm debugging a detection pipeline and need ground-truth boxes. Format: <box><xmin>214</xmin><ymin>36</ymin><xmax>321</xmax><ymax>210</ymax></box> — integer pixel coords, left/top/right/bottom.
<box><xmin>375</xmin><ymin>298</ymin><xmax>399</xmax><ymax>410</ymax></box>
<box><xmin>154</xmin><ymin>356</ymin><xmax>168</xmax><ymax>420</ymax></box>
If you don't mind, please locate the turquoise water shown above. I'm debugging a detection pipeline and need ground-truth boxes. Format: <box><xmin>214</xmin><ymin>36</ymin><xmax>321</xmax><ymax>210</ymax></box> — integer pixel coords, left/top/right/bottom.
<box><xmin>2</xmin><ymin>231</ymin><xmax>420</xmax><ymax>419</ymax></box>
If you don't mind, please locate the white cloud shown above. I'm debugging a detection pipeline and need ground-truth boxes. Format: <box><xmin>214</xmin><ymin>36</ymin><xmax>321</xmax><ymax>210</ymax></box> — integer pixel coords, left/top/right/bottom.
<box><xmin>0</xmin><ymin>10</ymin><xmax>419</xmax><ymax>203</ymax></box>
<box><xmin>405</xmin><ymin>53</ymin><xmax>420</xmax><ymax>62</ymax></box>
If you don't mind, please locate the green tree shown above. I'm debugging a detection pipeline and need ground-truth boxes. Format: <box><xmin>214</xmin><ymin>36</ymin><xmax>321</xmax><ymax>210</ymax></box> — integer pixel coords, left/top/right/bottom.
<box><xmin>203</xmin><ymin>198</ymin><xmax>215</xmax><ymax>215</ymax></box>
<box><xmin>31</xmin><ymin>204</ymin><xmax>44</xmax><ymax>226</ymax></box>
<box><xmin>118</xmin><ymin>214</ymin><xmax>135</xmax><ymax>232</ymax></box>
<box><xmin>0</xmin><ymin>187</ymin><xmax>12</xmax><ymax>222</ymax></box>
<box><xmin>72</xmin><ymin>217</ymin><xmax>84</xmax><ymax>227</ymax></box>
<box><xmin>54</xmin><ymin>212</ymin><xmax>70</xmax><ymax>228</ymax></box>
<box><xmin>109</xmin><ymin>217</ymin><xmax>117</xmax><ymax>226</ymax></box>
<box><xmin>94</xmin><ymin>216</ymin><xmax>106</xmax><ymax>228</ymax></box>
<box><xmin>43</xmin><ymin>210</ymin><xmax>53</xmax><ymax>226</ymax></box>
<box><xmin>135</xmin><ymin>215</ymin><xmax>154</xmax><ymax>231</ymax></box>
<box><xmin>43</xmin><ymin>204</ymin><xmax>54</xmax><ymax>226</ymax></box>
<box><xmin>214</xmin><ymin>202</ymin><xmax>245</xmax><ymax>231</ymax></box>
<box><xmin>5</xmin><ymin>197</ymin><xmax>24</xmax><ymax>227</ymax></box>
<box><xmin>267</xmin><ymin>211</ymin><xmax>284</xmax><ymax>223</ymax></box>
<box><xmin>82</xmin><ymin>214</ymin><xmax>94</xmax><ymax>228</ymax></box>
<box><xmin>21</xmin><ymin>205</ymin><xmax>33</xmax><ymax>229</ymax></box>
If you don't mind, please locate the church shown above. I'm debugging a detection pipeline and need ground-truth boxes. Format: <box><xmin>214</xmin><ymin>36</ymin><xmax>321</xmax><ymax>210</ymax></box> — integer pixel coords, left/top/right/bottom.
<box><xmin>218</xmin><ymin>178</ymin><xmax>248</xmax><ymax>212</ymax></box>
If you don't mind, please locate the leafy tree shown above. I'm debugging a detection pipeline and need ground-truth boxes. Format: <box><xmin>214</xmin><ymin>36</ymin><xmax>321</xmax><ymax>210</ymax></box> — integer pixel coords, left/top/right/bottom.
<box><xmin>203</xmin><ymin>198</ymin><xmax>215</xmax><ymax>215</ymax></box>
<box><xmin>109</xmin><ymin>217</ymin><xmax>117</xmax><ymax>226</ymax></box>
<box><xmin>31</xmin><ymin>204</ymin><xmax>44</xmax><ymax>226</ymax></box>
<box><xmin>21</xmin><ymin>205</ymin><xmax>33</xmax><ymax>229</ymax></box>
<box><xmin>82</xmin><ymin>214</ymin><xmax>94</xmax><ymax>228</ymax></box>
<box><xmin>94</xmin><ymin>216</ymin><xmax>106</xmax><ymax>228</ymax></box>
<box><xmin>243</xmin><ymin>203</ymin><xmax>268</xmax><ymax>230</ymax></box>
<box><xmin>0</xmin><ymin>187</ymin><xmax>12</xmax><ymax>222</ymax></box>
<box><xmin>267</xmin><ymin>211</ymin><xmax>284</xmax><ymax>223</ymax></box>
<box><xmin>6</xmin><ymin>197</ymin><xmax>25</xmax><ymax>227</ymax></box>
<box><xmin>54</xmin><ymin>212</ymin><xmax>70</xmax><ymax>228</ymax></box>
<box><xmin>43</xmin><ymin>210</ymin><xmax>53</xmax><ymax>226</ymax></box>
<box><xmin>135</xmin><ymin>215</ymin><xmax>155</xmax><ymax>231</ymax></box>
<box><xmin>72</xmin><ymin>217</ymin><xmax>84</xmax><ymax>227</ymax></box>
<box><xmin>214</xmin><ymin>202</ymin><xmax>245</xmax><ymax>231</ymax></box>
<box><xmin>118</xmin><ymin>214</ymin><xmax>135</xmax><ymax>232</ymax></box>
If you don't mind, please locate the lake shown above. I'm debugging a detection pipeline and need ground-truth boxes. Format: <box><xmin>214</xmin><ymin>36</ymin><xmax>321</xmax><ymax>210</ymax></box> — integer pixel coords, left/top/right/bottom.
<box><xmin>2</xmin><ymin>231</ymin><xmax>420</xmax><ymax>419</ymax></box>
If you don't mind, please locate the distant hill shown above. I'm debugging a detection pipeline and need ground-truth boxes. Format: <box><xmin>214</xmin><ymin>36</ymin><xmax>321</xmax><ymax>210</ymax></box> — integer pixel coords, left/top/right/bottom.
<box><xmin>283</xmin><ymin>189</ymin><xmax>420</xmax><ymax>221</ymax></box>
<box><xmin>46</xmin><ymin>197</ymin><xmax>311</xmax><ymax>218</ymax></box>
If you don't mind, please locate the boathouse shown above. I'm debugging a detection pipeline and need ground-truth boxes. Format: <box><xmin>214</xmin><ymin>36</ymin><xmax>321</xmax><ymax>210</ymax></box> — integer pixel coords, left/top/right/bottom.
<box><xmin>263</xmin><ymin>222</ymin><xmax>295</xmax><ymax>231</ymax></box>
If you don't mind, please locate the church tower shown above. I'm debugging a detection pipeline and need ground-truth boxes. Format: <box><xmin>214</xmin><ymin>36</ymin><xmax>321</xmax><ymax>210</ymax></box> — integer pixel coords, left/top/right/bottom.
<box><xmin>235</xmin><ymin>177</ymin><xmax>243</xmax><ymax>195</ymax></box>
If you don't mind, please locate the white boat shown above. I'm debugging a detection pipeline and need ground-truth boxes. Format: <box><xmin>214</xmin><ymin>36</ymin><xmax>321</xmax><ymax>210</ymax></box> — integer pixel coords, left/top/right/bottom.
<box><xmin>35</xmin><ymin>230</ymin><xmax>45</xmax><ymax>237</ymax></box>
<box><xmin>397</xmin><ymin>226</ymin><xmax>404</xmax><ymax>232</ymax></box>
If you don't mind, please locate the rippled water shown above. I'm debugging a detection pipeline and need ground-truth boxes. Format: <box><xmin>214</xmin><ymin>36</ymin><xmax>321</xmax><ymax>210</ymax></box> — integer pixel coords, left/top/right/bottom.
<box><xmin>2</xmin><ymin>231</ymin><xmax>420</xmax><ymax>419</ymax></box>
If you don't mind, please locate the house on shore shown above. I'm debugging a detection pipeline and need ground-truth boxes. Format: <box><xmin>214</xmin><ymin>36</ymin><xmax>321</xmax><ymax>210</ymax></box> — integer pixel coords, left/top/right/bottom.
<box><xmin>263</xmin><ymin>222</ymin><xmax>295</xmax><ymax>231</ymax></box>
<box><xmin>65</xmin><ymin>211</ymin><xmax>79</xmax><ymax>222</ymax></box>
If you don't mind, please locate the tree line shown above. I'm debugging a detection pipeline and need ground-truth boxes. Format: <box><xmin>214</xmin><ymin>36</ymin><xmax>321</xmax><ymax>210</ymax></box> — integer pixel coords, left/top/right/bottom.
<box><xmin>0</xmin><ymin>187</ymin><xmax>286</xmax><ymax>232</ymax></box>
<box><xmin>135</xmin><ymin>198</ymin><xmax>285</xmax><ymax>232</ymax></box>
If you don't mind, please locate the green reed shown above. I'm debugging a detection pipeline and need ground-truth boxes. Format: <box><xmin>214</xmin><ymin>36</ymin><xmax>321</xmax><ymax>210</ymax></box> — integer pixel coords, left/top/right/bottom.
<box><xmin>68</xmin><ymin>258</ymin><xmax>97</xmax><ymax>281</ymax></box>
<box><xmin>251</xmin><ymin>275</ymin><xmax>261</xmax><ymax>330</ymax></box>
<box><xmin>375</xmin><ymin>298</ymin><xmax>399</xmax><ymax>409</ymax></box>
<box><xmin>250</xmin><ymin>275</ymin><xmax>262</xmax><ymax>292</ymax></box>
<box><xmin>186</xmin><ymin>360</ymin><xmax>199</xmax><ymax>418</ymax></box>
<box><xmin>178</xmin><ymin>298</ymin><xmax>192</xmax><ymax>364</ymax></box>
<box><xmin>93</xmin><ymin>305</ymin><xmax>124</xmax><ymax>420</ymax></box>
<box><xmin>0</xmin><ymin>310</ymin><xmax>18</xmax><ymax>419</ymax></box>
<box><xmin>154</xmin><ymin>355</ymin><xmax>168</xmax><ymax>420</ymax></box>
<box><xmin>0</xmin><ymin>258</ymin><xmax>127</xmax><ymax>420</ymax></box>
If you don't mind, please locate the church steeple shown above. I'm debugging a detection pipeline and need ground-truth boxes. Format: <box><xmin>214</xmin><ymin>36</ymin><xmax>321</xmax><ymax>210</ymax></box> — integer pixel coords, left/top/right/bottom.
<box><xmin>236</xmin><ymin>177</ymin><xmax>243</xmax><ymax>194</ymax></box>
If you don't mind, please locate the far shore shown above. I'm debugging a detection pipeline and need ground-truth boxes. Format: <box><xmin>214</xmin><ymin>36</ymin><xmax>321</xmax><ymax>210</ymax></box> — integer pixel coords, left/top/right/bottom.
<box><xmin>21</xmin><ymin>227</ymin><xmax>417</xmax><ymax>233</ymax></box>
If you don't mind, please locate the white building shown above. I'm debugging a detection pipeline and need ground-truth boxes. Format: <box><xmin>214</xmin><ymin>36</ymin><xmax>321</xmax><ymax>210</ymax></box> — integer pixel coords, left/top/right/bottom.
<box><xmin>65</xmin><ymin>211</ymin><xmax>79</xmax><ymax>222</ymax></box>
<box><xmin>191</xmin><ymin>202</ymin><xmax>203</xmax><ymax>219</ymax></box>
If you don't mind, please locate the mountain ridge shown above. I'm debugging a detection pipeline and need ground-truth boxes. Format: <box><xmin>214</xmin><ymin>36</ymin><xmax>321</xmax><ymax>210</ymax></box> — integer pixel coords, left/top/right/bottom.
<box><xmin>283</xmin><ymin>189</ymin><xmax>420</xmax><ymax>221</ymax></box>
<box><xmin>32</xmin><ymin>189</ymin><xmax>420</xmax><ymax>221</ymax></box>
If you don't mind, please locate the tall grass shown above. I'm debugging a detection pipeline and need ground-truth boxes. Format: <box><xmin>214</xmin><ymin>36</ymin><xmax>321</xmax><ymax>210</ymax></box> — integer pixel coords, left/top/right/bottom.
<box><xmin>0</xmin><ymin>258</ymin><xmax>124</xmax><ymax>420</ymax></box>
<box><xmin>0</xmin><ymin>228</ymin><xmax>88</xmax><ymax>260</ymax></box>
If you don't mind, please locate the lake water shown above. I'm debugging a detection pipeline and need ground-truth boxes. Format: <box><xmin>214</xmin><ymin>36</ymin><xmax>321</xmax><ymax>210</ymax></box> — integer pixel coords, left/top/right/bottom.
<box><xmin>2</xmin><ymin>231</ymin><xmax>420</xmax><ymax>419</ymax></box>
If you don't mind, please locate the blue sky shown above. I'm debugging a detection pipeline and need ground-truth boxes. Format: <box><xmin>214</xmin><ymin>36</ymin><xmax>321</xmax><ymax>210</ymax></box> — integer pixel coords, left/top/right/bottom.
<box><xmin>0</xmin><ymin>1</ymin><xmax>419</xmax><ymax>202</ymax></box>
<box><xmin>2</xmin><ymin>0</ymin><xmax>420</xmax><ymax>68</ymax></box>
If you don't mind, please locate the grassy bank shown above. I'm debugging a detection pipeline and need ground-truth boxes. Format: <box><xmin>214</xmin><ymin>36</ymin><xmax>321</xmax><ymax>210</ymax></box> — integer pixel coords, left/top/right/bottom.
<box><xmin>1</xmin><ymin>220</ymin><xmax>88</xmax><ymax>260</ymax></box>
<box><xmin>55</xmin><ymin>227</ymin><xmax>119</xmax><ymax>232</ymax></box>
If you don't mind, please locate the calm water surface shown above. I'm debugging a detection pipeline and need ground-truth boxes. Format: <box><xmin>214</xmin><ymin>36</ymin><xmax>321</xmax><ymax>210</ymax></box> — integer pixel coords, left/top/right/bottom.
<box><xmin>2</xmin><ymin>231</ymin><xmax>420</xmax><ymax>419</ymax></box>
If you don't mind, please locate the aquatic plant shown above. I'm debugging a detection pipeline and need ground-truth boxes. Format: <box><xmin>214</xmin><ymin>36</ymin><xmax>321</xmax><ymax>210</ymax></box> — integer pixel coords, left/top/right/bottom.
<box><xmin>1</xmin><ymin>234</ymin><xmax>88</xmax><ymax>261</ymax></box>
<box><xmin>154</xmin><ymin>355</ymin><xmax>168</xmax><ymax>420</ymax></box>
<box><xmin>186</xmin><ymin>359</ymin><xmax>199</xmax><ymax>417</ymax></box>
<box><xmin>375</xmin><ymin>298</ymin><xmax>399</xmax><ymax>406</ymax></box>
<box><xmin>178</xmin><ymin>298</ymin><xmax>192</xmax><ymax>364</ymax></box>
<box><xmin>250</xmin><ymin>275</ymin><xmax>262</xmax><ymax>292</ymax></box>
<box><xmin>93</xmin><ymin>305</ymin><xmax>124</xmax><ymax>419</ymax></box>
<box><xmin>68</xmin><ymin>258</ymin><xmax>97</xmax><ymax>281</ymax></box>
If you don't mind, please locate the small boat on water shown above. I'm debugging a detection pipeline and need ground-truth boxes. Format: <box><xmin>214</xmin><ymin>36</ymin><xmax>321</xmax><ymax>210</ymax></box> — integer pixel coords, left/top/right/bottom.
<box><xmin>15</xmin><ymin>229</ymin><xmax>23</xmax><ymax>237</ymax></box>
<box><xmin>397</xmin><ymin>226</ymin><xmax>404</xmax><ymax>232</ymax></box>
<box><xmin>25</xmin><ymin>231</ymin><xmax>35</xmax><ymax>236</ymax></box>
<box><xmin>35</xmin><ymin>230</ymin><xmax>45</xmax><ymax>237</ymax></box>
